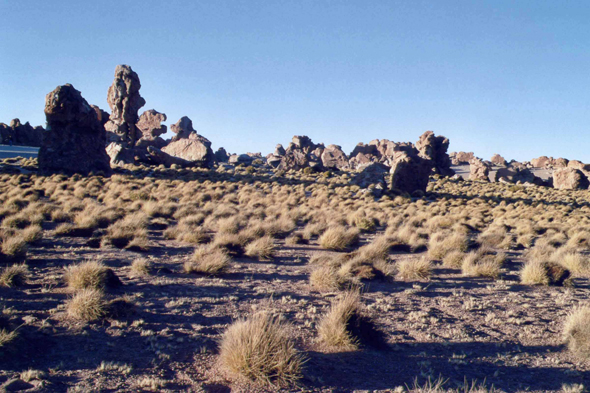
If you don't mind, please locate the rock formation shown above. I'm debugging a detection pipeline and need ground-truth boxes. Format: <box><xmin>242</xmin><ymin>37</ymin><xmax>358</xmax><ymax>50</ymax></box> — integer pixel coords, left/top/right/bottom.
<box><xmin>449</xmin><ymin>152</ymin><xmax>474</xmax><ymax>165</ymax></box>
<box><xmin>352</xmin><ymin>162</ymin><xmax>389</xmax><ymax>196</ymax></box>
<box><xmin>390</xmin><ymin>151</ymin><xmax>433</xmax><ymax>195</ymax></box>
<box><xmin>469</xmin><ymin>158</ymin><xmax>490</xmax><ymax>181</ymax></box>
<box><xmin>567</xmin><ymin>160</ymin><xmax>590</xmax><ymax>172</ymax></box>
<box><xmin>321</xmin><ymin>144</ymin><xmax>349</xmax><ymax>170</ymax></box>
<box><xmin>160</xmin><ymin>117</ymin><xmax>214</xmax><ymax>168</ymax></box>
<box><xmin>490</xmin><ymin>154</ymin><xmax>507</xmax><ymax>166</ymax></box>
<box><xmin>39</xmin><ymin>84</ymin><xmax>111</xmax><ymax>175</ymax></box>
<box><xmin>530</xmin><ymin>156</ymin><xmax>551</xmax><ymax>168</ymax></box>
<box><xmin>104</xmin><ymin>65</ymin><xmax>146</xmax><ymax>144</ymax></box>
<box><xmin>215</xmin><ymin>147</ymin><xmax>230</xmax><ymax>163</ymax></box>
<box><xmin>0</xmin><ymin>119</ymin><xmax>44</xmax><ymax>147</ymax></box>
<box><xmin>553</xmin><ymin>168</ymin><xmax>590</xmax><ymax>190</ymax></box>
<box><xmin>349</xmin><ymin>139</ymin><xmax>415</xmax><ymax>169</ymax></box>
<box><xmin>277</xmin><ymin>136</ymin><xmax>325</xmax><ymax>171</ymax></box>
<box><xmin>416</xmin><ymin>131</ymin><xmax>453</xmax><ymax>176</ymax></box>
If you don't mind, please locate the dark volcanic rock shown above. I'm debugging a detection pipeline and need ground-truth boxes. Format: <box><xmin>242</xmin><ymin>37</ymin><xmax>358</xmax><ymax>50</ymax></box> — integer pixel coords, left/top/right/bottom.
<box><xmin>553</xmin><ymin>168</ymin><xmax>590</xmax><ymax>190</ymax></box>
<box><xmin>39</xmin><ymin>84</ymin><xmax>111</xmax><ymax>175</ymax></box>
<box><xmin>416</xmin><ymin>131</ymin><xmax>453</xmax><ymax>176</ymax></box>
<box><xmin>390</xmin><ymin>151</ymin><xmax>433</xmax><ymax>195</ymax></box>
<box><xmin>321</xmin><ymin>144</ymin><xmax>349</xmax><ymax>170</ymax></box>
<box><xmin>170</xmin><ymin>116</ymin><xmax>196</xmax><ymax>141</ymax></box>
<box><xmin>215</xmin><ymin>147</ymin><xmax>230</xmax><ymax>163</ymax></box>
<box><xmin>104</xmin><ymin>64</ymin><xmax>146</xmax><ymax>144</ymax></box>
<box><xmin>0</xmin><ymin>119</ymin><xmax>44</xmax><ymax>147</ymax></box>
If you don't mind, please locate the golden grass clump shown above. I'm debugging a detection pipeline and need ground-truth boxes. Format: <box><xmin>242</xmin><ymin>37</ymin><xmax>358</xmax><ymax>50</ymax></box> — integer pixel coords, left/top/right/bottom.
<box><xmin>0</xmin><ymin>264</ymin><xmax>29</xmax><ymax>287</ymax></box>
<box><xmin>563</xmin><ymin>304</ymin><xmax>590</xmax><ymax>359</ymax></box>
<box><xmin>552</xmin><ymin>250</ymin><xmax>590</xmax><ymax>277</ymax></box>
<box><xmin>64</xmin><ymin>260</ymin><xmax>120</xmax><ymax>291</ymax></box>
<box><xmin>0</xmin><ymin>328</ymin><xmax>18</xmax><ymax>349</ymax></box>
<box><xmin>1</xmin><ymin>234</ymin><xmax>28</xmax><ymax>261</ymax></box>
<box><xmin>396</xmin><ymin>257</ymin><xmax>432</xmax><ymax>281</ymax></box>
<box><xmin>218</xmin><ymin>312</ymin><xmax>305</xmax><ymax>386</ymax></box>
<box><xmin>317</xmin><ymin>291</ymin><xmax>362</xmax><ymax>350</ymax></box>
<box><xmin>21</xmin><ymin>225</ymin><xmax>42</xmax><ymax>244</ymax></box>
<box><xmin>131</xmin><ymin>258</ymin><xmax>152</xmax><ymax>277</ymax></box>
<box><xmin>520</xmin><ymin>260</ymin><xmax>571</xmax><ymax>286</ymax></box>
<box><xmin>309</xmin><ymin>264</ymin><xmax>346</xmax><ymax>292</ymax></box>
<box><xmin>442</xmin><ymin>250</ymin><xmax>466</xmax><ymax>269</ymax></box>
<box><xmin>185</xmin><ymin>246</ymin><xmax>231</xmax><ymax>275</ymax></box>
<box><xmin>427</xmin><ymin>231</ymin><xmax>468</xmax><ymax>260</ymax></box>
<box><xmin>66</xmin><ymin>288</ymin><xmax>107</xmax><ymax>321</ymax></box>
<box><xmin>461</xmin><ymin>250</ymin><xmax>505</xmax><ymax>279</ymax></box>
<box><xmin>245</xmin><ymin>236</ymin><xmax>275</xmax><ymax>260</ymax></box>
<box><xmin>319</xmin><ymin>226</ymin><xmax>360</xmax><ymax>251</ymax></box>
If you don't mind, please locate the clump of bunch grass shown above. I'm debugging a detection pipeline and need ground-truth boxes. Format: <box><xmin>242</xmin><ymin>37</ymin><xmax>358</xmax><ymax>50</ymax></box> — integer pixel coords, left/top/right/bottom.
<box><xmin>0</xmin><ymin>264</ymin><xmax>29</xmax><ymax>287</ymax></box>
<box><xmin>427</xmin><ymin>231</ymin><xmax>468</xmax><ymax>260</ymax></box>
<box><xmin>461</xmin><ymin>249</ymin><xmax>505</xmax><ymax>279</ymax></box>
<box><xmin>0</xmin><ymin>328</ymin><xmax>17</xmax><ymax>348</ymax></box>
<box><xmin>316</xmin><ymin>291</ymin><xmax>384</xmax><ymax>351</ymax></box>
<box><xmin>64</xmin><ymin>260</ymin><xmax>121</xmax><ymax>291</ymax></box>
<box><xmin>66</xmin><ymin>288</ymin><xmax>107</xmax><ymax>321</ymax></box>
<box><xmin>245</xmin><ymin>236</ymin><xmax>275</xmax><ymax>260</ymax></box>
<box><xmin>130</xmin><ymin>258</ymin><xmax>152</xmax><ymax>277</ymax></box>
<box><xmin>396</xmin><ymin>257</ymin><xmax>432</xmax><ymax>281</ymax></box>
<box><xmin>1</xmin><ymin>234</ymin><xmax>27</xmax><ymax>261</ymax></box>
<box><xmin>520</xmin><ymin>260</ymin><xmax>571</xmax><ymax>286</ymax></box>
<box><xmin>442</xmin><ymin>250</ymin><xmax>466</xmax><ymax>269</ymax></box>
<box><xmin>563</xmin><ymin>304</ymin><xmax>590</xmax><ymax>359</ymax></box>
<box><xmin>218</xmin><ymin>312</ymin><xmax>305</xmax><ymax>386</ymax></box>
<box><xmin>319</xmin><ymin>226</ymin><xmax>360</xmax><ymax>251</ymax></box>
<box><xmin>185</xmin><ymin>246</ymin><xmax>231</xmax><ymax>275</ymax></box>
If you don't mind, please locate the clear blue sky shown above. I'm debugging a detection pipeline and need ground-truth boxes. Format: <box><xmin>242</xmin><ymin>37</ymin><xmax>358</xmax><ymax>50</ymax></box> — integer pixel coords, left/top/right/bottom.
<box><xmin>1</xmin><ymin>0</ymin><xmax>589</xmax><ymax>162</ymax></box>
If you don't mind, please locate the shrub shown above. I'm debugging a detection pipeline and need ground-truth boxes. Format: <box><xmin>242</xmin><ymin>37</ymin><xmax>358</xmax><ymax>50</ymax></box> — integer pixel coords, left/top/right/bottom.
<box><xmin>245</xmin><ymin>236</ymin><xmax>275</xmax><ymax>260</ymax></box>
<box><xmin>461</xmin><ymin>250</ymin><xmax>504</xmax><ymax>279</ymax></box>
<box><xmin>396</xmin><ymin>257</ymin><xmax>432</xmax><ymax>281</ymax></box>
<box><xmin>563</xmin><ymin>305</ymin><xmax>590</xmax><ymax>359</ymax></box>
<box><xmin>131</xmin><ymin>258</ymin><xmax>151</xmax><ymax>277</ymax></box>
<box><xmin>319</xmin><ymin>227</ymin><xmax>360</xmax><ymax>251</ymax></box>
<box><xmin>185</xmin><ymin>246</ymin><xmax>230</xmax><ymax>275</ymax></box>
<box><xmin>0</xmin><ymin>264</ymin><xmax>29</xmax><ymax>287</ymax></box>
<box><xmin>1</xmin><ymin>235</ymin><xmax>27</xmax><ymax>261</ymax></box>
<box><xmin>64</xmin><ymin>260</ymin><xmax>121</xmax><ymax>291</ymax></box>
<box><xmin>218</xmin><ymin>312</ymin><xmax>305</xmax><ymax>386</ymax></box>
<box><xmin>309</xmin><ymin>264</ymin><xmax>345</xmax><ymax>292</ymax></box>
<box><xmin>520</xmin><ymin>260</ymin><xmax>570</xmax><ymax>286</ymax></box>
<box><xmin>442</xmin><ymin>250</ymin><xmax>465</xmax><ymax>269</ymax></box>
<box><xmin>21</xmin><ymin>225</ymin><xmax>42</xmax><ymax>244</ymax></box>
<box><xmin>66</xmin><ymin>289</ymin><xmax>106</xmax><ymax>321</ymax></box>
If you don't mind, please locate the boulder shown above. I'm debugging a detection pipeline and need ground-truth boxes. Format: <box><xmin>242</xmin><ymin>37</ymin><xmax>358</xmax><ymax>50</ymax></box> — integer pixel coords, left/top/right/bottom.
<box><xmin>321</xmin><ymin>144</ymin><xmax>349</xmax><ymax>170</ymax></box>
<box><xmin>1</xmin><ymin>119</ymin><xmax>44</xmax><ymax>147</ymax></box>
<box><xmin>215</xmin><ymin>147</ymin><xmax>230</xmax><ymax>163</ymax></box>
<box><xmin>494</xmin><ymin>167</ymin><xmax>543</xmax><ymax>185</ymax></box>
<box><xmin>147</xmin><ymin>146</ymin><xmax>192</xmax><ymax>167</ymax></box>
<box><xmin>170</xmin><ymin>116</ymin><xmax>196</xmax><ymax>141</ymax></box>
<box><xmin>553</xmin><ymin>168</ymin><xmax>590</xmax><ymax>190</ymax></box>
<box><xmin>161</xmin><ymin>133</ymin><xmax>214</xmax><ymax>168</ymax></box>
<box><xmin>229</xmin><ymin>154</ymin><xmax>254</xmax><ymax>165</ymax></box>
<box><xmin>552</xmin><ymin>157</ymin><xmax>568</xmax><ymax>168</ymax></box>
<box><xmin>450</xmin><ymin>151</ymin><xmax>474</xmax><ymax>165</ymax></box>
<box><xmin>106</xmin><ymin>142</ymin><xmax>135</xmax><ymax>165</ymax></box>
<box><xmin>490</xmin><ymin>154</ymin><xmax>507</xmax><ymax>166</ymax></box>
<box><xmin>390</xmin><ymin>151</ymin><xmax>433</xmax><ymax>194</ymax></box>
<box><xmin>350</xmin><ymin>139</ymin><xmax>416</xmax><ymax>169</ymax></box>
<box><xmin>277</xmin><ymin>135</ymin><xmax>325</xmax><ymax>171</ymax></box>
<box><xmin>274</xmin><ymin>144</ymin><xmax>286</xmax><ymax>156</ymax></box>
<box><xmin>104</xmin><ymin>65</ymin><xmax>146</xmax><ymax>144</ymax></box>
<box><xmin>567</xmin><ymin>160</ymin><xmax>590</xmax><ymax>172</ymax></box>
<box><xmin>91</xmin><ymin>105</ymin><xmax>110</xmax><ymax>127</ymax></box>
<box><xmin>137</xmin><ymin>109</ymin><xmax>167</xmax><ymax>139</ymax></box>
<box><xmin>266</xmin><ymin>154</ymin><xmax>282</xmax><ymax>168</ymax></box>
<box><xmin>531</xmin><ymin>156</ymin><xmax>551</xmax><ymax>168</ymax></box>
<box><xmin>353</xmin><ymin>162</ymin><xmax>389</xmax><ymax>189</ymax></box>
<box><xmin>469</xmin><ymin>158</ymin><xmax>490</xmax><ymax>181</ymax></box>
<box><xmin>416</xmin><ymin>131</ymin><xmax>453</xmax><ymax>176</ymax></box>
<box><xmin>39</xmin><ymin>84</ymin><xmax>111</xmax><ymax>175</ymax></box>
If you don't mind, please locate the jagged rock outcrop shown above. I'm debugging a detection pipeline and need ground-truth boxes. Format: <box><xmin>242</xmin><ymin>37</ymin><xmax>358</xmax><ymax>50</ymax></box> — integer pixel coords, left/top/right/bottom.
<box><xmin>170</xmin><ymin>116</ymin><xmax>197</xmax><ymax>141</ymax></box>
<box><xmin>552</xmin><ymin>158</ymin><xmax>568</xmax><ymax>168</ymax></box>
<box><xmin>390</xmin><ymin>151</ymin><xmax>433</xmax><ymax>195</ymax></box>
<box><xmin>274</xmin><ymin>144</ymin><xmax>286</xmax><ymax>156</ymax></box>
<box><xmin>104</xmin><ymin>65</ymin><xmax>146</xmax><ymax>144</ymax></box>
<box><xmin>0</xmin><ymin>119</ymin><xmax>44</xmax><ymax>147</ymax></box>
<box><xmin>352</xmin><ymin>162</ymin><xmax>388</xmax><ymax>196</ymax></box>
<box><xmin>229</xmin><ymin>154</ymin><xmax>254</xmax><ymax>165</ymax></box>
<box><xmin>215</xmin><ymin>147</ymin><xmax>230</xmax><ymax>163</ymax></box>
<box><xmin>531</xmin><ymin>156</ymin><xmax>551</xmax><ymax>168</ymax></box>
<box><xmin>553</xmin><ymin>168</ymin><xmax>590</xmax><ymax>190</ymax></box>
<box><xmin>567</xmin><ymin>160</ymin><xmax>590</xmax><ymax>172</ymax></box>
<box><xmin>91</xmin><ymin>106</ymin><xmax>110</xmax><ymax>127</ymax></box>
<box><xmin>416</xmin><ymin>131</ymin><xmax>453</xmax><ymax>176</ymax></box>
<box><xmin>137</xmin><ymin>110</ymin><xmax>167</xmax><ymax>139</ymax></box>
<box><xmin>39</xmin><ymin>84</ymin><xmax>111</xmax><ymax>175</ymax></box>
<box><xmin>490</xmin><ymin>154</ymin><xmax>507</xmax><ymax>166</ymax></box>
<box><xmin>449</xmin><ymin>152</ymin><xmax>474</xmax><ymax>165</ymax></box>
<box><xmin>321</xmin><ymin>144</ymin><xmax>349</xmax><ymax>170</ymax></box>
<box><xmin>349</xmin><ymin>139</ymin><xmax>415</xmax><ymax>169</ymax></box>
<box><xmin>277</xmin><ymin>135</ymin><xmax>325</xmax><ymax>171</ymax></box>
<box><xmin>469</xmin><ymin>158</ymin><xmax>490</xmax><ymax>181</ymax></box>
<box><xmin>162</xmin><ymin>131</ymin><xmax>214</xmax><ymax>168</ymax></box>
<box><xmin>494</xmin><ymin>167</ymin><xmax>543</xmax><ymax>185</ymax></box>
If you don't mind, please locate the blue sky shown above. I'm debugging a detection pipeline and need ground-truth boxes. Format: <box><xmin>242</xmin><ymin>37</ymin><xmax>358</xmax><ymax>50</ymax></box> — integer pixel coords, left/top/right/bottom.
<box><xmin>1</xmin><ymin>1</ymin><xmax>590</xmax><ymax>162</ymax></box>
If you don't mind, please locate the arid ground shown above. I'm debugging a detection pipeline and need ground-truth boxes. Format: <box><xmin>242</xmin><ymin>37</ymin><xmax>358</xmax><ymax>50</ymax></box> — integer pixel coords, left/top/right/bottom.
<box><xmin>1</xmin><ymin>157</ymin><xmax>590</xmax><ymax>392</ymax></box>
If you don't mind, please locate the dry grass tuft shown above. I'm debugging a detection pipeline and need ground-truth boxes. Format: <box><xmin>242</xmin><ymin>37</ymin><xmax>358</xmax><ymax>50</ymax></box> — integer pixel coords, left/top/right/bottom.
<box><xmin>185</xmin><ymin>246</ymin><xmax>231</xmax><ymax>275</ymax></box>
<box><xmin>396</xmin><ymin>257</ymin><xmax>432</xmax><ymax>281</ymax></box>
<box><xmin>1</xmin><ymin>234</ymin><xmax>28</xmax><ymax>260</ymax></box>
<box><xmin>0</xmin><ymin>264</ymin><xmax>29</xmax><ymax>287</ymax></box>
<box><xmin>131</xmin><ymin>258</ymin><xmax>152</xmax><ymax>277</ymax></box>
<box><xmin>442</xmin><ymin>250</ymin><xmax>466</xmax><ymax>269</ymax></box>
<box><xmin>64</xmin><ymin>260</ymin><xmax>121</xmax><ymax>291</ymax></box>
<box><xmin>317</xmin><ymin>291</ymin><xmax>362</xmax><ymax>351</ymax></box>
<box><xmin>0</xmin><ymin>328</ymin><xmax>17</xmax><ymax>348</ymax></box>
<box><xmin>309</xmin><ymin>264</ymin><xmax>346</xmax><ymax>292</ymax></box>
<box><xmin>461</xmin><ymin>250</ymin><xmax>505</xmax><ymax>279</ymax></box>
<box><xmin>563</xmin><ymin>305</ymin><xmax>590</xmax><ymax>359</ymax></box>
<box><xmin>319</xmin><ymin>226</ymin><xmax>360</xmax><ymax>251</ymax></box>
<box><xmin>245</xmin><ymin>236</ymin><xmax>275</xmax><ymax>260</ymax></box>
<box><xmin>520</xmin><ymin>260</ymin><xmax>570</xmax><ymax>286</ymax></box>
<box><xmin>218</xmin><ymin>312</ymin><xmax>305</xmax><ymax>386</ymax></box>
<box><xmin>66</xmin><ymin>288</ymin><xmax>107</xmax><ymax>321</ymax></box>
